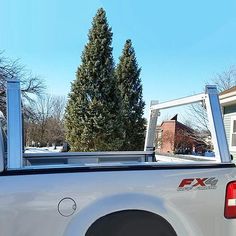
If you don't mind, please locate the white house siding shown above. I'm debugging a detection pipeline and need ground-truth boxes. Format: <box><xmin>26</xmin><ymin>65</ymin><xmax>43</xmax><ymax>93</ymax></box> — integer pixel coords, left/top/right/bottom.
<box><xmin>223</xmin><ymin>112</ymin><xmax>236</xmax><ymax>159</ymax></box>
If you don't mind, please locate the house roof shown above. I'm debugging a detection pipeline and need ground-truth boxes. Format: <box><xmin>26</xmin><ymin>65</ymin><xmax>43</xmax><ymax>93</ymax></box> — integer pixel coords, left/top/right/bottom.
<box><xmin>170</xmin><ymin>114</ymin><xmax>178</xmax><ymax>121</ymax></box>
<box><xmin>219</xmin><ymin>86</ymin><xmax>236</xmax><ymax>106</ymax></box>
<box><xmin>220</xmin><ymin>86</ymin><xmax>236</xmax><ymax>95</ymax></box>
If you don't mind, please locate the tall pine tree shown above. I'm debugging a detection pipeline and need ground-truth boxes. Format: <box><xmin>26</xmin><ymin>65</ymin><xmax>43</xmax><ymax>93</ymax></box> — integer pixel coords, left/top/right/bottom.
<box><xmin>116</xmin><ymin>39</ymin><xmax>145</xmax><ymax>150</ymax></box>
<box><xmin>65</xmin><ymin>8</ymin><xmax>123</xmax><ymax>151</ymax></box>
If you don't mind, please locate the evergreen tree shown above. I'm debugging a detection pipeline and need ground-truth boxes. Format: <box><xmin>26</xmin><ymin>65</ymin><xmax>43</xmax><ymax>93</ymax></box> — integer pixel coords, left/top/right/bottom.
<box><xmin>65</xmin><ymin>8</ymin><xmax>123</xmax><ymax>151</ymax></box>
<box><xmin>116</xmin><ymin>39</ymin><xmax>145</xmax><ymax>150</ymax></box>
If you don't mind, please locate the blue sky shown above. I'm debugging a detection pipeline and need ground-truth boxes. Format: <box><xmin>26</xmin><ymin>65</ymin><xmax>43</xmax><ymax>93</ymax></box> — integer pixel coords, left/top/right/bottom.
<box><xmin>1</xmin><ymin>0</ymin><xmax>236</xmax><ymax>116</ymax></box>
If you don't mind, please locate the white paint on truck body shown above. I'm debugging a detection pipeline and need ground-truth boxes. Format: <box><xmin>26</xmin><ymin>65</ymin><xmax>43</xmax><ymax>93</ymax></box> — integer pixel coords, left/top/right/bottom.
<box><xmin>0</xmin><ymin>166</ymin><xmax>235</xmax><ymax>236</ymax></box>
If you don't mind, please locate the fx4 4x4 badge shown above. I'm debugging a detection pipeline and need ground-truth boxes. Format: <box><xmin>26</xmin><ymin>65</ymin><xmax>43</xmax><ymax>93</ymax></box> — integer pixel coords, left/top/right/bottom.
<box><xmin>177</xmin><ymin>177</ymin><xmax>218</xmax><ymax>191</ymax></box>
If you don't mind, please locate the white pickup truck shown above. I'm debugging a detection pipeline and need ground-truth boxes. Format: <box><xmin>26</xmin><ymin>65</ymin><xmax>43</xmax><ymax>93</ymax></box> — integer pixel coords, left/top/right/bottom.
<box><xmin>0</xmin><ymin>80</ymin><xmax>235</xmax><ymax>236</ymax></box>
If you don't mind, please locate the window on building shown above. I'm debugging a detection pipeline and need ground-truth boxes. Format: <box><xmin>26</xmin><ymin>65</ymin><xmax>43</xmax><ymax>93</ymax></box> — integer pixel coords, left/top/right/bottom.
<box><xmin>230</xmin><ymin>116</ymin><xmax>236</xmax><ymax>149</ymax></box>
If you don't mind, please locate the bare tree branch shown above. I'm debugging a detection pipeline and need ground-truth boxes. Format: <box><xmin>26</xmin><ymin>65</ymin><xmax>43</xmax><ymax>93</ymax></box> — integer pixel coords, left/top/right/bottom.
<box><xmin>24</xmin><ymin>94</ymin><xmax>66</xmax><ymax>147</ymax></box>
<box><xmin>211</xmin><ymin>66</ymin><xmax>236</xmax><ymax>92</ymax></box>
<box><xmin>0</xmin><ymin>52</ymin><xmax>45</xmax><ymax>115</ymax></box>
<box><xmin>185</xmin><ymin>66</ymin><xmax>236</xmax><ymax>146</ymax></box>
<box><xmin>185</xmin><ymin>103</ymin><xmax>210</xmax><ymax>134</ymax></box>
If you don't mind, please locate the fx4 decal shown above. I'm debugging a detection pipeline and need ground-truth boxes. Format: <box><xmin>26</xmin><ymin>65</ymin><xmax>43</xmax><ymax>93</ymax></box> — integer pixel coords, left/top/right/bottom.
<box><xmin>177</xmin><ymin>177</ymin><xmax>218</xmax><ymax>191</ymax></box>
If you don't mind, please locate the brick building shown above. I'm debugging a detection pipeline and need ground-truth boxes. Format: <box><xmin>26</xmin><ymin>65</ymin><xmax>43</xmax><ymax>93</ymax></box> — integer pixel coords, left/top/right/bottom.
<box><xmin>156</xmin><ymin>115</ymin><xmax>206</xmax><ymax>155</ymax></box>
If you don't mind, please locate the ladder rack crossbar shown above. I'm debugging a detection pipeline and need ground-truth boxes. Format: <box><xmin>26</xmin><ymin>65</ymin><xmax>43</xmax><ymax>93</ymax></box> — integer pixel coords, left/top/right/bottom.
<box><xmin>150</xmin><ymin>93</ymin><xmax>206</xmax><ymax>111</ymax></box>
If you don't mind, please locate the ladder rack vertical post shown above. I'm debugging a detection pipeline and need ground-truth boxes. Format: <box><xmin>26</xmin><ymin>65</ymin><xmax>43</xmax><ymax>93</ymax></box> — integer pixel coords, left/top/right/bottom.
<box><xmin>7</xmin><ymin>79</ymin><xmax>23</xmax><ymax>169</ymax></box>
<box><xmin>144</xmin><ymin>100</ymin><xmax>159</xmax><ymax>152</ymax></box>
<box><xmin>205</xmin><ymin>85</ymin><xmax>231</xmax><ymax>163</ymax></box>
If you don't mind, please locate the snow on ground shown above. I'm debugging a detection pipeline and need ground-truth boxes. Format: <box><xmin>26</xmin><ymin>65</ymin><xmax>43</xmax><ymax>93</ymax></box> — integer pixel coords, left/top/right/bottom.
<box><xmin>25</xmin><ymin>146</ymin><xmax>62</xmax><ymax>153</ymax></box>
<box><xmin>156</xmin><ymin>155</ymin><xmax>193</xmax><ymax>163</ymax></box>
<box><xmin>156</xmin><ymin>154</ymin><xmax>216</xmax><ymax>163</ymax></box>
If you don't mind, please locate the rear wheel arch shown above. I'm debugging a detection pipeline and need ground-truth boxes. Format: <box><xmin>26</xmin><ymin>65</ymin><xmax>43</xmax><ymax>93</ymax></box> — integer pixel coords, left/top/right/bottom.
<box><xmin>85</xmin><ymin>210</ymin><xmax>177</xmax><ymax>236</ymax></box>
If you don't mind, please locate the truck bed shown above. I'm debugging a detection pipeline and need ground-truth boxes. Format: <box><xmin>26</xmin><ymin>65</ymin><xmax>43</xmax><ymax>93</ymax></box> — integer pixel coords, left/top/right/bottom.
<box><xmin>23</xmin><ymin>151</ymin><xmax>155</xmax><ymax>166</ymax></box>
<box><xmin>0</xmin><ymin>162</ymin><xmax>235</xmax><ymax>236</ymax></box>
